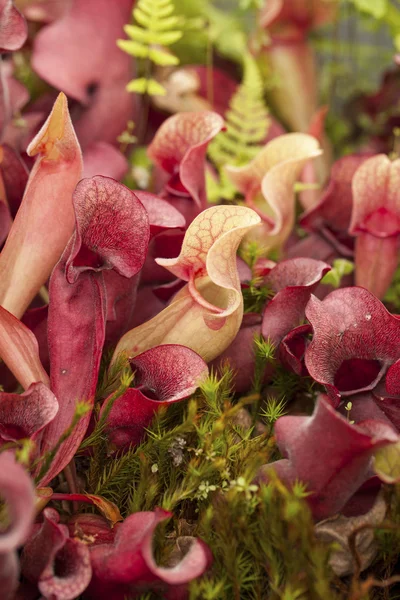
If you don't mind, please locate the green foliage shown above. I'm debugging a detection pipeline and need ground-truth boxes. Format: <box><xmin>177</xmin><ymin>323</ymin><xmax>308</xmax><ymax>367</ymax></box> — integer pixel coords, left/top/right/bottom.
<box><xmin>238</xmin><ymin>0</ymin><xmax>263</xmax><ymax>9</ymax></box>
<box><xmin>46</xmin><ymin>364</ymin><xmax>400</xmax><ymax>599</ymax></box>
<box><xmin>313</xmin><ymin>1</ymin><xmax>396</xmax><ymax>156</ymax></box>
<box><xmin>374</xmin><ymin>486</ymin><xmax>400</xmax><ymax>570</ymax></box>
<box><xmin>191</xmin><ymin>473</ymin><xmax>341</xmax><ymax>600</ymax></box>
<box><xmin>349</xmin><ymin>0</ymin><xmax>388</xmax><ymax>20</ymax></box>
<box><xmin>14</xmin><ymin>438</ymin><xmax>35</xmax><ymax>467</ymax></box>
<box><xmin>346</xmin><ymin>0</ymin><xmax>400</xmax><ymax>50</ymax></box>
<box><xmin>79</xmin><ymin>370</ymin><xmax>134</xmax><ymax>453</ymax></box>
<box><xmin>260</xmin><ymin>396</ymin><xmax>287</xmax><ymax>427</ymax></box>
<box><xmin>239</xmin><ymin>240</ymin><xmax>275</xmax><ymax>313</ymax></box>
<box><xmin>89</xmin><ymin>366</ymin><xmax>270</xmax><ymax>517</ymax></box>
<box><xmin>253</xmin><ymin>336</ymin><xmax>275</xmax><ymax>364</ymax></box>
<box><xmin>321</xmin><ymin>258</ymin><xmax>354</xmax><ymax>289</ymax></box>
<box><xmin>34</xmin><ymin>401</ymin><xmax>91</xmax><ymax>484</ymax></box>
<box><xmin>117</xmin><ymin>0</ymin><xmax>183</xmax><ymax>96</ymax></box>
<box><xmin>270</xmin><ymin>363</ymin><xmax>317</xmax><ymax>409</ymax></box>
<box><xmin>206</xmin><ymin>52</ymin><xmax>270</xmax><ymax>203</ymax></box>
<box><xmin>384</xmin><ymin>262</ymin><xmax>400</xmax><ymax>311</ymax></box>
<box><xmin>206</xmin><ymin>169</ymin><xmax>237</xmax><ymax>203</ymax></box>
<box><xmin>242</xmin><ymin>279</ymin><xmax>273</xmax><ymax>314</ymax></box>
<box><xmin>374</xmin><ymin>442</ymin><xmax>400</xmax><ymax>484</ymax></box>
<box><xmin>199</xmin><ymin>364</ymin><xmax>234</xmax><ymax>414</ymax></box>
<box><xmin>117</xmin><ymin>120</ymin><xmax>137</xmax><ymax>151</ymax></box>
<box><xmin>240</xmin><ymin>239</ymin><xmax>268</xmax><ymax>271</ymax></box>
<box><xmin>123</xmin><ymin>145</ymin><xmax>153</xmax><ymax>190</ymax></box>
<box><xmin>87</xmin><ymin>363</ymin><xmax>343</xmax><ymax>598</ymax></box>
<box><xmin>252</xmin><ymin>335</ymin><xmax>275</xmax><ymax>397</ymax></box>
<box><xmin>172</xmin><ymin>0</ymin><xmax>250</xmax><ymax>64</ymax></box>
<box><xmin>209</xmin><ymin>53</ymin><xmax>270</xmax><ymax>170</ymax></box>
<box><xmin>95</xmin><ymin>349</ymin><xmax>131</xmax><ymax>401</ymax></box>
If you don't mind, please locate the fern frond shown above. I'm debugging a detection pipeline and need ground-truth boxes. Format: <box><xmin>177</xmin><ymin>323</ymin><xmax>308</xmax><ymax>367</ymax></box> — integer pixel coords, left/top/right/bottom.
<box><xmin>208</xmin><ymin>53</ymin><xmax>269</xmax><ymax>169</ymax></box>
<box><xmin>118</xmin><ymin>0</ymin><xmax>183</xmax><ymax>96</ymax></box>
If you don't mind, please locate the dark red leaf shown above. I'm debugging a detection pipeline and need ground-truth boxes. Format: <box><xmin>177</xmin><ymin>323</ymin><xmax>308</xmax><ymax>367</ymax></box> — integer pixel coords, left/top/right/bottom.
<box><xmin>262</xmin><ymin>257</ymin><xmax>330</xmax><ymax>346</ymax></box>
<box><xmin>21</xmin><ymin>507</ymin><xmax>92</xmax><ymax>600</ymax></box>
<box><xmin>86</xmin><ymin>508</ymin><xmax>210</xmax><ymax>599</ymax></box>
<box><xmin>258</xmin><ymin>395</ymin><xmax>398</xmax><ymax>520</ymax></box>
<box><xmin>104</xmin><ymin>345</ymin><xmax>208</xmax><ymax>448</ymax></box>
<box><xmin>305</xmin><ymin>287</ymin><xmax>400</xmax><ymax>402</ymax></box>
<box><xmin>39</xmin><ymin>176</ymin><xmax>150</xmax><ymax>484</ymax></box>
<box><xmin>0</xmin><ymin>382</ymin><xmax>58</xmax><ymax>445</ymax></box>
<box><xmin>300</xmin><ymin>155</ymin><xmax>369</xmax><ymax>233</ymax></box>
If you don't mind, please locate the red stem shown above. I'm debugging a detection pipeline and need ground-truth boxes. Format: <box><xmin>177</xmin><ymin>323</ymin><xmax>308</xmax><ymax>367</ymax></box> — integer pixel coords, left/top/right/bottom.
<box><xmin>51</xmin><ymin>493</ymin><xmax>94</xmax><ymax>505</ymax></box>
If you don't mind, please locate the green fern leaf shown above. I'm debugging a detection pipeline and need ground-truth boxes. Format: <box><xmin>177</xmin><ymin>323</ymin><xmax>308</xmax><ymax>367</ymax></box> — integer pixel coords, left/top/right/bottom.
<box><xmin>118</xmin><ymin>0</ymin><xmax>182</xmax><ymax>97</ymax></box>
<box><xmin>148</xmin><ymin>47</ymin><xmax>179</xmax><ymax>65</ymax></box>
<box><xmin>123</xmin><ymin>24</ymin><xmax>153</xmax><ymax>43</ymax></box>
<box><xmin>117</xmin><ymin>39</ymin><xmax>148</xmax><ymax>58</ymax></box>
<box><xmin>145</xmin><ymin>0</ymin><xmax>172</xmax><ymax>13</ymax></box>
<box><xmin>151</xmin><ymin>15</ymin><xmax>181</xmax><ymax>31</ymax></box>
<box><xmin>146</xmin><ymin>78</ymin><xmax>167</xmax><ymax>95</ymax></box>
<box><xmin>126</xmin><ymin>77</ymin><xmax>148</xmax><ymax>93</ymax></box>
<box><xmin>350</xmin><ymin>0</ymin><xmax>387</xmax><ymax>19</ymax></box>
<box><xmin>151</xmin><ymin>29</ymin><xmax>183</xmax><ymax>44</ymax></box>
<box><xmin>208</xmin><ymin>53</ymin><xmax>269</xmax><ymax>170</ymax></box>
<box><xmin>124</xmin><ymin>24</ymin><xmax>182</xmax><ymax>45</ymax></box>
<box><xmin>133</xmin><ymin>7</ymin><xmax>151</xmax><ymax>28</ymax></box>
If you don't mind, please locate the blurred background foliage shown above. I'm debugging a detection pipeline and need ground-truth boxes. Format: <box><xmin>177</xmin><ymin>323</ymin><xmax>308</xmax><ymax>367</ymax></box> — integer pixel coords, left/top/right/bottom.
<box><xmin>167</xmin><ymin>0</ymin><xmax>400</xmax><ymax>157</ymax></box>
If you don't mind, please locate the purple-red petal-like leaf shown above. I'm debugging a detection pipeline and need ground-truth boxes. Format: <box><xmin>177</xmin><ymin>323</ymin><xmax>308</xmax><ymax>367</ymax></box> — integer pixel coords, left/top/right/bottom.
<box><xmin>104</xmin><ymin>345</ymin><xmax>208</xmax><ymax>448</ymax></box>
<box><xmin>21</xmin><ymin>507</ymin><xmax>92</xmax><ymax>600</ymax></box>
<box><xmin>0</xmin><ymin>382</ymin><xmax>58</xmax><ymax>445</ymax></box>
<box><xmin>210</xmin><ymin>313</ymin><xmax>264</xmax><ymax>394</ymax></box>
<box><xmin>148</xmin><ymin>111</ymin><xmax>224</xmax><ymax>208</ymax></box>
<box><xmin>103</xmin><ymin>193</ymin><xmax>185</xmax><ymax>343</ymax></box>
<box><xmin>258</xmin><ymin>395</ymin><xmax>399</xmax><ymax>520</ymax></box>
<box><xmin>338</xmin><ymin>392</ymin><xmax>394</xmax><ymax>427</ymax></box>
<box><xmin>68</xmin><ymin>514</ymin><xmax>115</xmax><ymax>547</ymax></box>
<box><xmin>262</xmin><ymin>257</ymin><xmax>330</xmax><ymax>346</ymax></box>
<box><xmin>39</xmin><ymin>176</ymin><xmax>150</xmax><ymax>484</ymax></box>
<box><xmin>135</xmin><ymin>191</ymin><xmax>186</xmax><ymax>237</ymax></box>
<box><xmin>305</xmin><ymin>287</ymin><xmax>400</xmax><ymax>402</ymax></box>
<box><xmin>131</xmin><ymin>344</ymin><xmax>208</xmax><ymax>402</ymax></box>
<box><xmin>87</xmin><ymin>508</ymin><xmax>210</xmax><ymax>599</ymax></box>
<box><xmin>66</xmin><ymin>176</ymin><xmax>150</xmax><ymax>282</ymax></box>
<box><xmin>300</xmin><ymin>154</ymin><xmax>369</xmax><ymax>233</ymax></box>
<box><xmin>279</xmin><ymin>323</ymin><xmax>312</xmax><ymax>375</ymax></box>
<box><xmin>0</xmin><ymin>305</ymin><xmax>49</xmax><ymax>389</ymax></box>
<box><xmin>0</xmin><ymin>0</ymin><xmax>27</xmax><ymax>52</ymax></box>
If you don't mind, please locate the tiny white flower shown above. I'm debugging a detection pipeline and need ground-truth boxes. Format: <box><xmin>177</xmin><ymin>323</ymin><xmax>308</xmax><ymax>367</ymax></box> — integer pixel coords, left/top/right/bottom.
<box><xmin>196</xmin><ymin>480</ymin><xmax>217</xmax><ymax>500</ymax></box>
